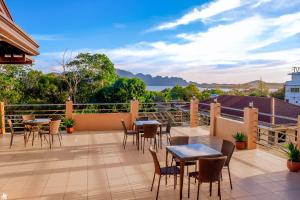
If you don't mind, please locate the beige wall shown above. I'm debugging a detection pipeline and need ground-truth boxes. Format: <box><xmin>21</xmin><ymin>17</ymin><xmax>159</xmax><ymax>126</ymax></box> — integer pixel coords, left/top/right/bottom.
<box><xmin>216</xmin><ymin>117</ymin><xmax>245</xmax><ymax>142</ymax></box>
<box><xmin>73</xmin><ymin>113</ymin><xmax>132</xmax><ymax>131</ymax></box>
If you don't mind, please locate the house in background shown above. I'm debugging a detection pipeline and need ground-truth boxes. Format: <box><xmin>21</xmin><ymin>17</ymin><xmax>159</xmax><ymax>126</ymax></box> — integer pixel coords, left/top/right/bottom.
<box><xmin>0</xmin><ymin>0</ymin><xmax>39</xmax><ymax>64</ymax></box>
<box><xmin>285</xmin><ymin>67</ymin><xmax>300</xmax><ymax>106</ymax></box>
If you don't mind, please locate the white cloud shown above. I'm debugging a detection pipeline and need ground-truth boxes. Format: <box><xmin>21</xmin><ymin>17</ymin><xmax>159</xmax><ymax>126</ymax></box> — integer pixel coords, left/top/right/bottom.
<box><xmin>153</xmin><ymin>0</ymin><xmax>241</xmax><ymax>31</ymax></box>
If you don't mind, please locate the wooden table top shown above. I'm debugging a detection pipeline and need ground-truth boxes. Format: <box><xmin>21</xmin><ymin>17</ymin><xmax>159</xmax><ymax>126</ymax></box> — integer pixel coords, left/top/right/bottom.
<box><xmin>166</xmin><ymin>143</ymin><xmax>222</xmax><ymax>161</ymax></box>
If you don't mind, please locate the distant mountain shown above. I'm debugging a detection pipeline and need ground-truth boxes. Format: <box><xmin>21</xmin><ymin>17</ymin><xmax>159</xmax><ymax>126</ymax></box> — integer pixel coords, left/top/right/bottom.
<box><xmin>116</xmin><ymin>69</ymin><xmax>189</xmax><ymax>86</ymax></box>
<box><xmin>116</xmin><ymin>69</ymin><xmax>284</xmax><ymax>89</ymax></box>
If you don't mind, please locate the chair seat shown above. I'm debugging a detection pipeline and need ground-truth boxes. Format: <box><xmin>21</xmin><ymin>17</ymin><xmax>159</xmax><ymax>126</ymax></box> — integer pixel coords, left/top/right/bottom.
<box><xmin>160</xmin><ymin>166</ymin><xmax>180</xmax><ymax>175</ymax></box>
<box><xmin>127</xmin><ymin>130</ymin><xmax>137</xmax><ymax>135</ymax></box>
<box><xmin>189</xmin><ymin>171</ymin><xmax>199</xmax><ymax>178</ymax></box>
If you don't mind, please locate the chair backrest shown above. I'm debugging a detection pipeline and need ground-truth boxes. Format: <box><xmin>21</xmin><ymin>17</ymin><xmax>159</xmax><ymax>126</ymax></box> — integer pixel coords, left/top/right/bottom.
<box><xmin>198</xmin><ymin>156</ymin><xmax>227</xmax><ymax>183</ymax></box>
<box><xmin>221</xmin><ymin>140</ymin><xmax>235</xmax><ymax>166</ymax></box>
<box><xmin>166</xmin><ymin>119</ymin><xmax>172</xmax><ymax>133</ymax></box>
<box><xmin>22</xmin><ymin>115</ymin><xmax>35</xmax><ymax>121</ymax></box>
<box><xmin>121</xmin><ymin>120</ymin><xmax>128</xmax><ymax>134</ymax></box>
<box><xmin>136</xmin><ymin>117</ymin><xmax>149</xmax><ymax>121</ymax></box>
<box><xmin>149</xmin><ymin>146</ymin><xmax>161</xmax><ymax>174</ymax></box>
<box><xmin>7</xmin><ymin>119</ymin><xmax>14</xmax><ymax>134</ymax></box>
<box><xmin>169</xmin><ymin>136</ymin><xmax>189</xmax><ymax>146</ymax></box>
<box><xmin>49</xmin><ymin>120</ymin><xmax>61</xmax><ymax>135</ymax></box>
<box><xmin>143</xmin><ymin>124</ymin><xmax>158</xmax><ymax>138</ymax></box>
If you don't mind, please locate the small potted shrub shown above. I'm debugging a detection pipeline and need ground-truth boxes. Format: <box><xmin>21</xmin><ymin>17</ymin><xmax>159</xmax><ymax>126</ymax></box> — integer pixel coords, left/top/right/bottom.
<box><xmin>233</xmin><ymin>132</ymin><xmax>247</xmax><ymax>150</ymax></box>
<box><xmin>284</xmin><ymin>143</ymin><xmax>300</xmax><ymax>172</ymax></box>
<box><xmin>63</xmin><ymin>118</ymin><xmax>75</xmax><ymax>134</ymax></box>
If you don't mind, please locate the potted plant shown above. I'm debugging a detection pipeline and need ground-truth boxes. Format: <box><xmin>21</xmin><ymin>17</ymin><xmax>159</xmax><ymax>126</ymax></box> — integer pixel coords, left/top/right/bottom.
<box><xmin>284</xmin><ymin>143</ymin><xmax>300</xmax><ymax>172</ymax></box>
<box><xmin>233</xmin><ymin>132</ymin><xmax>247</xmax><ymax>150</ymax></box>
<box><xmin>63</xmin><ymin>118</ymin><xmax>75</xmax><ymax>134</ymax></box>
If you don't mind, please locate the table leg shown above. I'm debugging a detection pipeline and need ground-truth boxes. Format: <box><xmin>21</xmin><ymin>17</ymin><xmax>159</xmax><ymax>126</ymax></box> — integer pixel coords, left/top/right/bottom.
<box><xmin>137</xmin><ymin>127</ymin><xmax>140</xmax><ymax>150</ymax></box>
<box><xmin>165</xmin><ymin>150</ymin><xmax>168</xmax><ymax>184</ymax></box>
<box><xmin>179</xmin><ymin>161</ymin><xmax>185</xmax><ymax>200</ymax></box>
<box><xmin>160</xmin><ymin>125</ymin><xmax>162</xmax><ymax>149</ymax></box>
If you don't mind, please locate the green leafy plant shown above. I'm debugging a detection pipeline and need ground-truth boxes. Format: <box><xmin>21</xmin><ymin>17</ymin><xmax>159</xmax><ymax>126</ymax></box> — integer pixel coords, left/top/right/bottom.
<box><xmin>233</xmin><ymin>132</ymin><xmax>246</xmax><ymax>142</ymax></box>
<box><xmin>63</xmin><ymin>118</ymin><xmax>75</xmax><ymax>128</ymax></box>
<box><xmin>284</xmin><ymin>143</ymin><xmax>300</xmax><ymax>162</ymax></box>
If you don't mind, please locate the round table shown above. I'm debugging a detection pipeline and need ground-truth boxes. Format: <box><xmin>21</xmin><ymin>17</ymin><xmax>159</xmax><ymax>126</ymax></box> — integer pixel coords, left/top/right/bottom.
<box><xmin>23</xmin><ymin>119</ymin><xmax>51</xmax><ymax>146</ymax></box>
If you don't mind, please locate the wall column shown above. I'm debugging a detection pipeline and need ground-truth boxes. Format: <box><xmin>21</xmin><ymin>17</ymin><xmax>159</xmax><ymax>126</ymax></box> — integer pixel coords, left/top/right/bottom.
<box><xmin>130</xmin><ymin>100</ymin><xmax>139</xmax><ymax>123</ymax></box>
<box><xmin>244</xmin><ymin>107</ymin><xmax>258</xmax><ymax>150</ymax></box>
<box><xmin>210</xmin><ymin>103</ymin><xmax>221</xmax><ymax>136</ymax></box>
<box><xmin>66</xmin><ymin>101</ymin><xmax>73</xmax><ymax>119</ymax></box>
<box><xmin>190</xmin><ymin>98</ymin><xmax>199</xmax><ymax>128</ymax></box>
<box><xmin>0</xmin><ymin>102</ymin><xmax>5</xmax><ymax>134</ymax></box>
<box><xmin>297</xmin><ymin>116</ymin><xmax>300</xmax><ymax>150</ymax></box>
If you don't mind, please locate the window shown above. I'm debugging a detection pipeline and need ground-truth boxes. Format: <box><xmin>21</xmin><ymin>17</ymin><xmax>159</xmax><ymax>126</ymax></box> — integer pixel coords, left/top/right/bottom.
<box><xmin>291</xmin><ymin>88</ymin><xmax>300</xmax><ymax>93</ymax></box>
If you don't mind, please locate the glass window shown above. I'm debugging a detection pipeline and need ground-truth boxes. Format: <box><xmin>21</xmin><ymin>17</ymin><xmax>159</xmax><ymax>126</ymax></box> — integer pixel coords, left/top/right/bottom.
<box><xmin>291</xmin><ymin>88</ymin><xmax>300</xmax><ymax>93</ymax></box>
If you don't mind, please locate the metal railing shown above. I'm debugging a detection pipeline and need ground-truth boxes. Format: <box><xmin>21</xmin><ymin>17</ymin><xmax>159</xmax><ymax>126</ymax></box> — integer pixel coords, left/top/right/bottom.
<box><xmin>139</xmin><ymin>102</ymin><xmax>190</xmax><ymax>126</ymax></box>
<box><xmin>220</xmin><ymin>106</ymin><xmax>244</xmax><ymax>121</ymax></box>
<box><xmin>199</xmin><ymin>103</ymin><xmax>210</xmax><ymax>126</ymax></box>
<box><xmin>73</xmin><ymin>103</ymin><xmax>130</xmax><ymax>114</ymax></box>
<box><xmin>5</xmin><ymin>104</ymin><xmax>66</xmax><ymax>131</ymax></box>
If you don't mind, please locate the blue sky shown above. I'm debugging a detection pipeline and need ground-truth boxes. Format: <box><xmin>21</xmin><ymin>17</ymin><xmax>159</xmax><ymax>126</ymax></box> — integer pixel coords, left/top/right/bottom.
<box><xmin>6</xmin><ymin>0</ymin><xmax>300</xmax><ymax>83</ymax></box>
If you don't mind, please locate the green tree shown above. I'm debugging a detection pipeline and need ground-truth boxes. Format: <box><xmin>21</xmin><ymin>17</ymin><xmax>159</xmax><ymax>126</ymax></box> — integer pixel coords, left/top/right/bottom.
<box><xmin>271</xmin><ymin>88</ymin><xmax>285</xmax><ymax>100</ymax></box>
<box><xmin>170</xmin><ymin>85</ymin><xmax>185</xmax><ymax>100</ymax></box>
<box><xmin>63</xmin><ymin>53</ymin><xmax>118</xmax><ymax>103</ymax></box>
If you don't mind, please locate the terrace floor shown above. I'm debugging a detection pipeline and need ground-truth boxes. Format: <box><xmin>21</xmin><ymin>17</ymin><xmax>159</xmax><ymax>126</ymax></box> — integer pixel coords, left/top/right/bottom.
<box><xmin>0</xmin><ymin>127</ymin><xmax>299</xmax><ymax>200</ymax></box>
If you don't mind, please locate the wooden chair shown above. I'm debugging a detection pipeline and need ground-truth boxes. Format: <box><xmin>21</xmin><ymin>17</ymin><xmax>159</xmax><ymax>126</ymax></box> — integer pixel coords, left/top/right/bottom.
<box><xmin>8</xmin><ymin>119</ymin><xmax>27</xmax><ymax>148</ymax></box>
<box><xmin>188</xmin><ymin>156</ymin><xmax>227</xmax><ymax>200</ymax></box>
<box><xmin>141</xmin><ymin>124</ymin><xmax>158</xmax><ymax>154</ymax></box>
<box><xmin>149</xmin><ymin>147</ymin><xmax>180</xmax><ymax>200</ymax></box>
<box><xmin>221</xmin><ymin>140</ymin><xmax>235</xmax><ymax>190</ymax></box>
<box><xmin>39</xmin><ymin>120</ymin><xmax>62</xmax><ymax>149</ymax></box>
<box><xmin>170</xmin><ymin>136</ymin><xmax>197</xmax><ymax>175</ymax></box>
<box><xmin>121</xmin><ymin>120</ymin><xmax>137</xmax><ymax>149</ymax></box>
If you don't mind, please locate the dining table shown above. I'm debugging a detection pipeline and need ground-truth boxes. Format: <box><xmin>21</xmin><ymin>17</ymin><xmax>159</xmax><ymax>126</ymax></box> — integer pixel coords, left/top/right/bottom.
<box><xmin>134</xmin><ymin>120</ymin><xmax>162</xmax><ymax>150</ymax></box>
<box><xmin>23</xmin><ymin>118</ymin><xmax>51</xmax><ymax>145</ymax></box>
<box><xmin>166</xmin><ymin>143</ymin><xmax>222</xmax><ymax>200</ymax></box>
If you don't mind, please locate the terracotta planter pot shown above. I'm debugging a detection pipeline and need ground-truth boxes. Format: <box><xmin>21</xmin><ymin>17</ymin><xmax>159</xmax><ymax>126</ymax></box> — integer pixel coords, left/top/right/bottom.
<box><xmin>287</xmin><ymin>160</ymin><xmax>300</xmax><ymax>172</ymax></box>
<box><xmin>235</xmin><ymin>141</ymin><xmax>247</xmax><ymax>150</ymax></box>
<box><xmin>67</xmin><ymin>127</ymin><xmax>74</xmax><ymax>134</ymax></box>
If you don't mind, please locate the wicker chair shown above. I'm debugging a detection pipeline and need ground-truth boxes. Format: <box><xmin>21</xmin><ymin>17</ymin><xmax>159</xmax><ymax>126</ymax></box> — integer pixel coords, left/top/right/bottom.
<box><xmin>188</xmin><ymin>156</ymin><xmax>227</xmax><ymax>200</ymax></box>
<box><xmin>159</xmin><ymin>119</ymin><xmax>172</xmax><ymax>145</ymax></box>
<box><xmin>121</xmin><ymin>120</ymin><xmax>137</xmax><ymax>149</ymax></box>
<box><xmin>39</xmin><ymin>120</ymin><xmax>62</xmax><ymax>149</ymax></box>
<box><xmin>141</xmin><ymin>124</ymin><xmax>158</xmax><ymax>154</ymax></box>
<box><xmin>221</xmin><ymin>140</ymin><xmax>235</xmax><ymax>189</ymax></box>
<box><xmin>170</xmin><ymin>136</ymin><xmax>197</xmax><ymax>175</ymax></box>
<box><xmin>149</xmin><ymin>147</ymin><xmax>180</xmax><ymax>200</ymax></box>
<box><xmin>7</xmin><ymin>119</ymin><xmax>27</xmax><ymax>148</ymax></box>
<box><xmin>22</xmin><ymin>115</ymin><xmax>39</xmax><ymax>145</ymax></box>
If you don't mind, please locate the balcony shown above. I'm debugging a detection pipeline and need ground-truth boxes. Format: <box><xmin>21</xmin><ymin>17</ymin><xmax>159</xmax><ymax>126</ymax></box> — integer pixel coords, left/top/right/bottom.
<box><xmin>1</xmin><ymin>101</ymin><xmax>300</xmax><ymax>200</ymax></box>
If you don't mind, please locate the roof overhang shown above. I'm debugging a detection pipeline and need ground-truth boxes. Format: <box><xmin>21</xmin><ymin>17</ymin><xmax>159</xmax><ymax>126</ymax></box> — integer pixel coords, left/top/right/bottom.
<box><xmin>0</xmin><ymin>0</ymin><xmax>39</xmax><ymax>64</ymax></box>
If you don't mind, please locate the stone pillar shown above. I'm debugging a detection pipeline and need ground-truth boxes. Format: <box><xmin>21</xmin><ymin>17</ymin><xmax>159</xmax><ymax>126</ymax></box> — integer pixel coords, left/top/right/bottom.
<box><xmin>244</xmin><ymin>107</ymin><xmax>258</xmax><ymax>150</ymax></box>
<box><xmin>210</xmin><ymin>103</ymin><xmax>221</xmax><ymax>136</ymax></box>
<box><xmin>0</xmin><ymin>102</ymin><xmax>5</xmax><ymax>134</ymax></box>
<box><xmin>130</xmin><ymin>100</ymin><xmax>139</xmax><ymax>123</ymax></box>
<box><xmin>66</xmin><ymin>101</ymin><xmax>73</xmax><ymax>119</ymax></box>
<box><xmin>190</xmin><ymin>98</ymin><xmax>199</xmax><ymax>128</ymax></box>
<box><xmin>297</xmin><ymin>116</ymin><xmax>300</xmax><ymax>150</ymax></box>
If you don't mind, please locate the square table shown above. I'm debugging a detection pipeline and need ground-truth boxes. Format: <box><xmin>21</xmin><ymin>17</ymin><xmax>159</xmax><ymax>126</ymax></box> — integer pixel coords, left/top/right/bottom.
<box><xmin>166</xmin><ymin>143</ymin><xmax>222</xmax><ymax>200</ymax></box>
<box><xmin>134</xmin><ymin>120</ymin><xmax>162</xmax><ymax>150</ymax></box>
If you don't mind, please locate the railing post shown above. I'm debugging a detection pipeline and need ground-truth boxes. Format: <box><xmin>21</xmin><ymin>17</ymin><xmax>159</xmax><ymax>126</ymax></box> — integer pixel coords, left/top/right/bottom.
<box><xmin>244</xmin><ymin>107</ymin><xmax>258</xmax><ymax>150</ymax></box>
<box><xmin>130</xmin><ymin>100</ymin><xmax>139</xmax><ymax>123</ymax></box>
<box><xmin>210</xmin><ymin>103</ymin><xmax>221</xmax><ymax>136</ymax></box>
<box><xmin>66</xmin><ymin>101</ymin><xmax>73</xmax><ymax>119</ymax></box>
<box><xmin>297</xmin><ymin>116</ymin><xmax>300</xmax><ymax>150</ymax></box>
<box><xmin>190</xmin><ymin>98</ymin><xmax>199</xmax><ymax>128</ymax></box>
<box><xmin>0</xmin><ymin>102</ymin><xmax>5</xmax><ymax>134</ymax></box>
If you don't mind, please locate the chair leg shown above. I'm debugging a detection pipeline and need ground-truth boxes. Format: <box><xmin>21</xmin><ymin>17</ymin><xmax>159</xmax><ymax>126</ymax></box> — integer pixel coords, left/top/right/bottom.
<box><xmin>40</xmin><ymin>133</ymin><xmax>43</xmax><ymax>148</ymax></box>
<box><xmin>156</xmin><ymin>176</ymin><xmax>161</xmax><ymax>200</ymax></box>
<box><xmin>151</xmin><ymin>173</ymin><xmax>156</xmax><ymax>191</ymax></box>
<box><xmin>49</xmin><ymin>134</ymin><xmax>52</xmax><ymax>149</ymax></box>
<box><xmin>143</xmin><ymin>138</ymin><xmax>145</xmax><ymax>154</ymax></box>
<box><xmin>210</xmin><ymin>182</ymin><xmax>212</xmax><ymax>196</ymax></box>
<box><xmin>174</xmin><ymin>174</ymin><xmax>177</xmax><ymax>189</ymax></box>
<box><xmin>10</xmin><ymin>134</ymin><xmax>14</xmax><ymax>148</ymax></box>
<box><xmin>228</xmin><ymin>166</ymin><xmax>233</xmax><ymax>190</ymax></box>
<box><xmin>32</xmin><ymin>132</ymin><xmax>35</xmax><ymax>146</ymax></box>
<box><xmin>188</xmin><ymin>175</ymin><xmax>190</xmax><ymax>198</ymax></box>
<box><xmin>122</xmin><ymin>134</ymin><xmax>126</xmax><ymax>149</ymax></box>
<box><xmin>197</xmin><ymin>181</ymin><xmax>201</xmax><ymax>200</ymax></box>
<box><xmin>58</xmin><ymin>134</ymin><xmax>62</xmax><ymax>147</ymax></box>
<box><xmin>132</xmin><ymin>134</ymin><xmax>135</xmax><ymax>144</ymax></box>
<box><xmin>24</xmin><ymin>134</ymin><xmax>27</xmax><ymax>148</ymax></box>
<box><xmin>218</xmin><ymin>180</ymin><xmax>221</xmax><ymax>200</ymax></box>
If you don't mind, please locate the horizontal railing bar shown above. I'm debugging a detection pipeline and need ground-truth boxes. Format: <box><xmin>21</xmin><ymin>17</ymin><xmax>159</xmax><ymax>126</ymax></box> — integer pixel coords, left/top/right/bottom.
<box><xmin>6</xmin><ymin>104</ymin><xmax>66</xmax><ymax>107</ymax></box>
<box><xmin>259</xmin><ymin>112</ymin><xmax>297</xmax><ymax>121</ymax></box>
<box><xmin>74</xmin><ymin>103</ymin><xmax>130</xmax><ymax>106</ymax></box>
<box><xmin>221</xmin><ymin>106</ymin><xmax>244</xmax><ymax>112</ymax></box>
